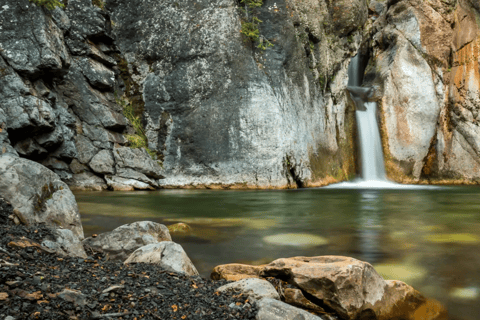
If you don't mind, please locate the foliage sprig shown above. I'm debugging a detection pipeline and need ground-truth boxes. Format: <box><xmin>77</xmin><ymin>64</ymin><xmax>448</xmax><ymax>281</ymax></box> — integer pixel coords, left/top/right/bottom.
<box><xmin>29</xmin><ymin>0</ymin><xmax>64</xmax><ymax>10</ymax></box>
<box><xmin>239</xmin><ymin>0</ymin><xmax>273</xmax><ymax>50</ymax></box>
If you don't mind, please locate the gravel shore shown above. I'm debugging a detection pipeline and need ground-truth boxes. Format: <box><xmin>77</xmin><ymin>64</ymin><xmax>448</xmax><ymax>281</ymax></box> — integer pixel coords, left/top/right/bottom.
<box><xmin>0</xmin><ymin>199</ymin><xmax>258</xmax><ymax>320</ymax></box>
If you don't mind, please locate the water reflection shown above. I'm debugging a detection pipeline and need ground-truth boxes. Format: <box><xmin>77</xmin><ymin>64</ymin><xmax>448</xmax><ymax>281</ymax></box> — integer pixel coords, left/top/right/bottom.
<box><xmin>76</xmin><ymin>186</ymin><xmax>480</xmax><ymax>320</ymax></box>
<box><xmin>356</xmin><ymin>191</ymin><xmax>383</xmax><ymax>263</ymax></box>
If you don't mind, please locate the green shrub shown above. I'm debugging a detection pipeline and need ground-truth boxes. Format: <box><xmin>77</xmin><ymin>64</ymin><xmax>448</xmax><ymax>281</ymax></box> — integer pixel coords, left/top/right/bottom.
<box><xmin>238</xmin><ymin>0</ymin><xmax>273</xmax><ymax>50</ymax></box>
<box><xmin>29</xmin><ymin>0</ymin><xmax>64</xmax><ymax>10</ymax></box>
<box><xmin>118</xmin><ymin>96</ymin><xmax>157</xmax><ymax>160</ymax></box>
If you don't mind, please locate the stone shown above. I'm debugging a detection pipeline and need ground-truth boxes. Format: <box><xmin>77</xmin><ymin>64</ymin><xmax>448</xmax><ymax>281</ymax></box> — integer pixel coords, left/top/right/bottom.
<box><xmin>0</xmin><ymin>154</ymin><xmax>83</xmax><ymax>239</ymax></box>
<box><xmin>75</xmin><ymin>135</ymin><xmax>98</xmax><ymax>164</ymax></box>
<box><xmin>78</xmin><ymin>57</ymin><xmax>116</xmax><ymax>90</ymax></box>
<box><xmin>67</xmin><ymin>172</ymin><xmax>108</xmax><ymax>191</ymax></box>
<box><xmin>89</xmin><ymin>150</ymin><xmax>115</xmax><ymax>174</ymax></box>
<box><xmin>104</xmin><ymin>175</ymin><xmax>155</xmax><ymax>190</ymax></box>
<box><xmin>69</xmin><ymin>159</ymin><xmax>89</xmax><ymax>174</ymax></box>
<box><xmin>0</xmin><ymin>109</ymin><xmax>18</xmax><ymax>156</ymax></box>
<box><xmin>216</xmin><ymin>278</ymin><xmax>280</xmax><ymax>302</ymax></box>
<box><xmin>212</xmin><ymin>256</ymin><xmax>446</xmax><ymax>320</ymax></box>
<box><xmin>113</xmin><ymin>147</ymin><xmax>164</xmax><ymax>179</ymax></box>
<box><xmin>82</xmin><ymin>221</ymin><xmax>172</xmax><ymax>261</ymax></box>
<box><xmin>124</xmin><ymin>242</ymin><xmax>199</xmax><ymax>276</ymax></box>
<box><xmin>0</xmin><ymin>0</ymin><xmax>70</xmax><ymax>76</ymax></box>
<box><xmin>256</xmin><ymin>298</ymin><xmax>329</xmax><ymax>320</ymax></box>
<box><xmin>115</xmin><ymin>167</ymin><xmax>159</xmax><ymax>187</ymax></box>
<box><xmin>41</xmin><ymin>228</ymin><xmax>87</xmax><ymax>258</ymax></box>
<box><xmin>57</xmin><ymin>289</ymin><xmax>87</xmax><ymax>307</ymax></box>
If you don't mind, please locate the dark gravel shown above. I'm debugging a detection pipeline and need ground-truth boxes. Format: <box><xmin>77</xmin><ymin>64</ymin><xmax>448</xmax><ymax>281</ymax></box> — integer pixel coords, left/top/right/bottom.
<box><xmin>0</xmin><ymin>197</ymin><xmax>258</xmax><ymax>320</ymax></box>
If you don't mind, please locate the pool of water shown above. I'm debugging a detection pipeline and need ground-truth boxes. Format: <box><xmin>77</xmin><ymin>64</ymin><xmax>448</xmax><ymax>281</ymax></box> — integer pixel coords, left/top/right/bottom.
<box><xmin>75</xmin><ymin>186</ymin><xmax>480</xmax><ymax>320</ymax></box>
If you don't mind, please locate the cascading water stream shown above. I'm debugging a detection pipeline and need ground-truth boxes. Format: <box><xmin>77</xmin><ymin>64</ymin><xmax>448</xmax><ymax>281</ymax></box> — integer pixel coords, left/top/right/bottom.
<box><xmin>355</xmin><ymin>102</ymin><xmax>386</xmax><ymax>181</ymax></box>
<box><xmin>348</xmin><ymin>53</ymin><xmax>387</xmax><ymax>183</ymax></box>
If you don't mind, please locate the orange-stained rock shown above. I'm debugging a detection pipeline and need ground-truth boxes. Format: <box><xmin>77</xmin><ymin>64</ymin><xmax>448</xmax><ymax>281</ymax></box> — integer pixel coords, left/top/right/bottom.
<box><xmin>211</xmin><ymin>263</ymin><xmax>264</xmax><ymax>281</ymax></box>
<box><xmin>212</xmin><ymin>256</ymin><xmax>447</xmax><ymax>320</ymax></box>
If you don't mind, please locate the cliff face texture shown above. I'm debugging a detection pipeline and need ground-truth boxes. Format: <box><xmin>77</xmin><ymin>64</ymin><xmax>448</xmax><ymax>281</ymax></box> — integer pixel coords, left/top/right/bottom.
<box><xmin>0</xmin><ymin>0</ymin><xmax>480</xmax><ymax>194</ymax></box>
<box><xmin>106</xmin><ymin>0</ymin><xmax>367</xmax><ymax>188</ymax></box>
<box><xmin>366</xmin><ymin>0</ymin><xmax>480</xmax><ymax>183</ymax></box>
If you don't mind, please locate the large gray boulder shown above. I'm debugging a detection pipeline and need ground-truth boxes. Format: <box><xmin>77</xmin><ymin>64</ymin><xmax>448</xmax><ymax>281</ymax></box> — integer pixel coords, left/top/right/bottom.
<box><xmin>82</xmin><ymin>221</ymin><xmax>172</xmax><ymax>260</ymax></box>
<box><xmin>0</xmin><ymin>154</ymin><xmax>83</xmax><ymax>239</ymax></box>
<box><xmin>124</xmin><ymin>242</ymin><xmax>199</xmax><ymax>276</ymax></box>
<box><xmin>42</xmin><ymin>228</ymin><xmax>87</xmax><ymax>258</ymax></box>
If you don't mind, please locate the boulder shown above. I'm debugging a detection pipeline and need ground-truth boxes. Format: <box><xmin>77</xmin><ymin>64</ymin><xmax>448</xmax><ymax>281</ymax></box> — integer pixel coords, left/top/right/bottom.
<box><xmin>113</xmin><ymin>147</ymin><xmax>164</xmax><ymax>179</ymax></box>
<box><xmin>42</xmin><ymin>228</ymin><xmax>87</xmax><ymax>258</ymax></box>
<box><xmin>0</xmin><ymin>154</ymin><xmax>83</xmax><ymax>239</ymax></box>
<box><xmin>82</xmin><ymin>221</ymin><xmax>171</xmax><ymax>260</ymax></box>
<box><xmin>216</xmin><ymin>278</ymin><xmax>280</xmax><ymax>302</ymax></box>
<box><xmin>212</xmin><ymin>256</ymin><xmax>447</xmax><ymax>320</ymax></box>
<box><xmin>89</xmin><ymin>150</ymin><xmax>115</xmax><ymax>174</ymax></box>
<box><xmin>124</xmin><ymin>242</ymin><xmax>199</xmax><ymax>276</ymax></box>
<box><xmin>67</xmin><ymin>172</ymin><xmax>108</xmax><ymax>191</ymax></box>
<box><xmin>104</xmin><ymin>175</ymin><xmax>155</xmax><ymax>191</ymax></box>
<box><xmin>256</xmin><ymin>298</ymin><xmax>330</xmax><ymax>320</ymax></box>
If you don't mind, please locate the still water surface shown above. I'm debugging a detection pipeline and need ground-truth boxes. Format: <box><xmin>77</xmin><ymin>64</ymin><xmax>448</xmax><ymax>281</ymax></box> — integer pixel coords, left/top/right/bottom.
<box><xmin>75</xmin><ymin>187</ymin><xmax>480</xmax><ymax>320</ymax></box>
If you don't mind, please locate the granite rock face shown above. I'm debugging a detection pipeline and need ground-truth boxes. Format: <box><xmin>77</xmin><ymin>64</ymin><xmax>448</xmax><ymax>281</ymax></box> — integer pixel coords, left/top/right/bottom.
<box><xmin>0</xmin><ymin>0</ymin><xmax>164</xmax><ymax>195</ymax></box>
<box><xmin>106</xmin><ymin>0</ymin><xmax>367</xmax><ymax>188</ymax></box>
<box><xmin>367</xmin><ymin>0</ymin><xmax>480</xmax><ymax>183</ymax></box>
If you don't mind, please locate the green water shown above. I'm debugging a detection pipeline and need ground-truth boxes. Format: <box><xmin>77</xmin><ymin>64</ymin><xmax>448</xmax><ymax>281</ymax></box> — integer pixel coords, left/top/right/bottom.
<box><xmin>75</xmin><ymin>187</ymin><xmax>480</xmax><ymax>320</ymax></box>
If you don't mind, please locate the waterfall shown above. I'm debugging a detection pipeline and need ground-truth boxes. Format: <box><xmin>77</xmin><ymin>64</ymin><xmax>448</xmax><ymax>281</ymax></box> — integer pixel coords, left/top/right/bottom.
<box><xmin>355</xmin><ymin>102</ymin><xmax>386</xmax><ymax>181</ymax></box>
<box><xmin>327</xmin><ymin>53</ymin><xmax>392</xmax><ymax>188</ymax></box>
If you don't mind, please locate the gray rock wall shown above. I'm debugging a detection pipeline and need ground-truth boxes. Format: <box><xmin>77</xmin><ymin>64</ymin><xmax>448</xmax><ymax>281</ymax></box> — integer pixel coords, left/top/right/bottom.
<box><xmin>106</xmin><ymin>0</ymin><xmax>366</xmax><ymax>188</ymax></box>
<box><xmin>0</xmin><ymin>0</ymin><xmax>163</xmax><ymax>192</ymax></box>
<box><xmin>366</xmin><ymin>0</ymin><xmax>480</xmax><ymax>183</ymax></box>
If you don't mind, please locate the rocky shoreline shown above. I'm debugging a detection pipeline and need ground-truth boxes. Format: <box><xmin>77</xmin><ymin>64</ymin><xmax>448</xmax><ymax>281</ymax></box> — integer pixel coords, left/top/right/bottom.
<box><xmin>1</xmin><ymin>196</ymin><xmax>449</xmax><ymax>320</ymax></box>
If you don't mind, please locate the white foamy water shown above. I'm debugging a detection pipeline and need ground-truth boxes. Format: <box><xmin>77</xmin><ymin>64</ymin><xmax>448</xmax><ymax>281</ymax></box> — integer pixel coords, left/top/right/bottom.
<box><xmin>326</xmin><ymin>102</ymin><xmax>440</xmax><ymax>190</ymax></box>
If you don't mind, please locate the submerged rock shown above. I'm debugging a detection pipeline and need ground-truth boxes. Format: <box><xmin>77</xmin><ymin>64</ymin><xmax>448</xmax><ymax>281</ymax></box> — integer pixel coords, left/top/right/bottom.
<box><xmin>82</xmin><ymin>221</ymin><xmax>171</xmax><ymax>260</ymax></box>
<box><xmin>124</xmin><ymin>242</ymin><xmax>199</xmax><ymax>276</ymax></box>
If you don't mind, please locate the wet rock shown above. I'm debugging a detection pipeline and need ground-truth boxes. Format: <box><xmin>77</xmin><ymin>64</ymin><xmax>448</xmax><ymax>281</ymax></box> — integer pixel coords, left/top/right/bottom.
<box><xmin>0</xmin><ymin>154</ymin><xmax>83</xmax><ymax>239</ymax></box>
<box><xmin>42</xmin><ymin>229</ymin><xmax>87</xmax><ymax>258</ymax></box>
<box><xmin>124</xmin><ymin>242</ymin><xmax>199</xmax><ymax>276</ymax></box>
<box><xmin>216</xmin><ymin>278</ymin><xmax>280</xmax><ymax>302</ymax></box>
<box><xmin>256</xmin><ymin>298</ymin><xmax>328</xmax><ymax>320</ymax></box>
<box><xmin>82</xmin><ymin>221</ymin><xmax>171</xmax><ymax>261</ymax></box>
<box><xmin>89</xmin><ymin>149</ymin><xmax>115</xmax><ymax>174</ymax></box>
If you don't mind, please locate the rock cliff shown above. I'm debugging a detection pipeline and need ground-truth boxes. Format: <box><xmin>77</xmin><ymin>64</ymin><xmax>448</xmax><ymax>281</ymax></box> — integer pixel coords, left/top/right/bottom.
<box><xmin>1</xmin><ymin>0</ymin><xmax>480</xmax><ymax>195</ymax></box>
<box><xmin>366</xmin><ymin>0</ymin><xmax>480</xmax><ymax>183</ymax></box>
